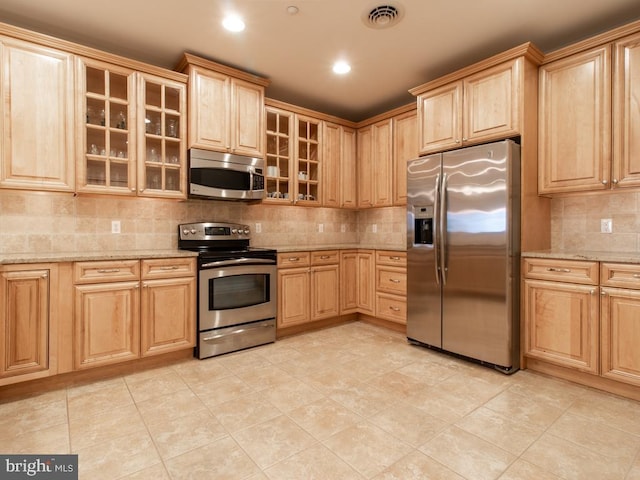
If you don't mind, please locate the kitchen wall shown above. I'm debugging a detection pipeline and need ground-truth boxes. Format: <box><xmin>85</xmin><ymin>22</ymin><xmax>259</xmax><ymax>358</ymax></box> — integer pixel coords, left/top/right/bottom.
<box><xmin>0</xmin><ymin>190</ymin><xmax>407</xmax><ymax>254</ymax></box>
<box><xmin>550</xmin><ymin>191</ymin><xmax>640</xmax><ymax>252</ymax></box>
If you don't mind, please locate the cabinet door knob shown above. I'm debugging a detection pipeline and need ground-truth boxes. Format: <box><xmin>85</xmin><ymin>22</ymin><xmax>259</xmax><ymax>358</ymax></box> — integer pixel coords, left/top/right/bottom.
<box><xmin>612</xmin><ymin>179</ymin><xmax>619</xmax><ymax>184</ymax></box>
<box><xmin>602</xmin><ymin>179</ymin><xmax>608</xmax><ymax>185</ymax></box>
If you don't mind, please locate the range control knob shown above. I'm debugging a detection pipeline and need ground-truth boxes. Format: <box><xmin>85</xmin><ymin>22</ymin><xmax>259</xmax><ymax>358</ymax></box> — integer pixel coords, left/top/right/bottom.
<box><xmin>182</xmin><ymin>229</ymin><xmax>190</xmax><ymax>235</ymax></box>
<box><xmin>231</xmin><ymin>228</ymin><xmax>238</xmax><ymax>234</ymax></box>
<box><xmin>243</xmin><ymin>228</ymin><xmax>250</xmax><ymax>235</ymax></box>
<box><xmin>190</xmin><ymin>229</ymin><xmax>196</xmax><ymax>234</ymax></box>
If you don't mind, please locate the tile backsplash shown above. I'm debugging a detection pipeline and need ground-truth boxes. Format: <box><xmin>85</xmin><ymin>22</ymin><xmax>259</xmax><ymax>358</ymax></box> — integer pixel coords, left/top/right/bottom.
<box><xmin>0</xmin><ymin>191</ymin><xmax>407</xmax><ymax>254</ymax></box>
<box><xmin>550</xmin><ymin>191</ymin><xmax>640</xmax><ymax>252</ymax></box>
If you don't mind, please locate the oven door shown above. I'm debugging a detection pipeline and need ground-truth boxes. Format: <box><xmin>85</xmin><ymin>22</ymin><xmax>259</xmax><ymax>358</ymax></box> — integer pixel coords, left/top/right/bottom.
<box><xmin>199</xmin><ymin>262</ymin><xmax>276</xmax><ymax>331</ymax></box>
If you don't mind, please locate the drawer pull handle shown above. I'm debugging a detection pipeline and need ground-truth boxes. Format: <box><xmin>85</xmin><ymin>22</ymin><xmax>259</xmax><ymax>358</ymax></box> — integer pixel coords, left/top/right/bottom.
<box><xmin>320</xmin><ymin>255</ymin><xmax>330</xmax><ymax>259</ymax></box>
<box><xmin>97</xmin><ymin>268</ymin><xmax>121</xmax><ymax>273</ymax></box>
<box><xmin>390</xmin><ymin>278</ymin><xmax>401</xmax><ymax>283</ymax></box>
<box><xmin>546</xmin><ymin>267</ymin><xmax>571</xmax><ymax>273</ymax></box>
<box><xmin>160</xmin><ymin>266</ymin><xmax>179</xmax><ymax>270</ymax></box>
<box><xmin>633</xmin><ymin>274</ymin><xmax>640</xmax><ymax>279</ymax></box>
<box><xmin>390</xmin><ymin>256</ymin><xmax>400</xmax><ymax>260</ymax></box>
<box><xmin>389</xmin><ymin>306</ymin><xmax>401</xmax><ymax>312</ymax></box>
<box><xmin>288</xmin><ymin>257</ymin><xmax>300</xmax><ymax>262</ymax></box>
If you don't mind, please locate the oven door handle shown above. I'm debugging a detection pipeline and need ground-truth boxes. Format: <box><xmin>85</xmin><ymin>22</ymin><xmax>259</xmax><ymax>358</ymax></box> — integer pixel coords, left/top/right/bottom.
<box><xmin>202</xmin><ymin>322</ymin><xmax>273</xmax><ymax>342</ymax></box>
<box><xmin>200</xmin><ymin>258</ymin><xmax>276</xmax><ymax>268</ymax></box>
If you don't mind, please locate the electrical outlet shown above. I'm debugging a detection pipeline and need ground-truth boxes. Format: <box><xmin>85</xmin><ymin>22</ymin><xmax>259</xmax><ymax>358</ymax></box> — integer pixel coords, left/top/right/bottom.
<box><xmin>318</xmin><ymin>223</ymin><xmax>324</xmax><ymax>233</ymax></box>
<box><xmin>255</xmin><ymin>223</ymin><xmax>262</xmax><ymax>233</ymax></box>
<box><xmin>372</xmin><ymin>224</ymin><xmax>377</xmax><ymax>233</ymax></box>
<box><xmin>111</xmin><ymin>220</ymin><xmax>121</xmax><ymax>234</ymax></box>
<box><xmin>601</xmin><ymin>218</ymin><xmax>613</xmax><ymax>234</ymax></box>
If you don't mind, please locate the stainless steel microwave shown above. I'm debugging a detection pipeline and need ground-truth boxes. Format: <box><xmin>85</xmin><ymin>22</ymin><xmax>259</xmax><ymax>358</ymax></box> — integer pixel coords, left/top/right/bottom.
<box><xmin>188</xmin><ymin>148</ymin><xmax>265</xmax><ymax>201</ymax></box>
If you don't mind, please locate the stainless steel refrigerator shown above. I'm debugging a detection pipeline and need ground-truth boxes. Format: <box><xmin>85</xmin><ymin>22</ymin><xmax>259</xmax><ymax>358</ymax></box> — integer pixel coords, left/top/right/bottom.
<box><xmin>406</xmin><ymin>139</ymin><xmax>520</xmax><ymax>373</ymax></box>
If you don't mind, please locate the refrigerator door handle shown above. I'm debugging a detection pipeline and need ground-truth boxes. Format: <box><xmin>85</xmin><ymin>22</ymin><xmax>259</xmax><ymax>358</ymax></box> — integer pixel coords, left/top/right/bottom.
<box><xmin>440</xmin><ymin>172</ymin><xmax>448</xmax><ymax>286</ymax></box>
<box><xmin>433</xmin><ymin>173</ymin><xmax>441</xmax><ymax>285</ymax></box>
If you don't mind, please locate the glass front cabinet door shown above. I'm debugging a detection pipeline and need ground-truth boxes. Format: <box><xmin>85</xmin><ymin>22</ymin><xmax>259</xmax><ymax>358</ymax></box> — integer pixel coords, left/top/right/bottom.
<box><xmin>137</xmin><ymin>72</ymin><xmax>187</xmax><ymax>198</ymax></box>
<box><xmin>77</xmin><ymin>58</ymin><xmax>136</xmax><ymax>194</ymax></box>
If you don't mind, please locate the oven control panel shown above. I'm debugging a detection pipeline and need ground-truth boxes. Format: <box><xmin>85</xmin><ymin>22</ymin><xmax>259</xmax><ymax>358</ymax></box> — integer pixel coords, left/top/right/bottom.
<box><xmin>179</xmin><ymin>222</ymin><xmax>250</xmax><ymax>241</ymax></box>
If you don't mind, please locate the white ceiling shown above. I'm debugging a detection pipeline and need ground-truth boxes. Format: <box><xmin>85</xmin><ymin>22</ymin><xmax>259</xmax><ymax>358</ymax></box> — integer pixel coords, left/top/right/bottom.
<box><xmin>1</xmin><ymin>0</ymin><xmax>639</xmax><ymax>121</ymax></box>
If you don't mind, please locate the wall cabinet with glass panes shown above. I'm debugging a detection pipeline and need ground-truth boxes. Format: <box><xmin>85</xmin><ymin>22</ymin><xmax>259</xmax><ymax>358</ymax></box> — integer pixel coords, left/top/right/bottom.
<box><xmin>264</xmin><ymin>106</ymin><xmax>293</xmax><ymax>202</ymax></box>
<box><xmin>295</xmin><ymin>115</ymin><xmax>321</xmax><ymax>205</ymax></box>
<box><xmin>77</xmin><ymin>58</ymin><xmax>187</xmax><ymax>198</ymax></box>
<box><xmin>77</xmin><ymin>58</ymin><xmax>136</xmax><ymax>194</ymax></box>
<box><xmin>137</xmin><ymin>72</ymin><xmax>186</xmax><ymax>198</ymax></box>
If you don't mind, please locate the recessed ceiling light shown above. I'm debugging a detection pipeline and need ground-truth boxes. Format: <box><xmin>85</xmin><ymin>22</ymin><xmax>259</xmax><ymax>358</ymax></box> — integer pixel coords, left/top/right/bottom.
<box><xmin>222</xmin><ymin>14</ymin><xmax>245</xmax><ymax>32</ymax></box>
<box><xmin>333</xmin><ymin>61</ymin><xmax>351</xmax><ymax>75</ymax></box>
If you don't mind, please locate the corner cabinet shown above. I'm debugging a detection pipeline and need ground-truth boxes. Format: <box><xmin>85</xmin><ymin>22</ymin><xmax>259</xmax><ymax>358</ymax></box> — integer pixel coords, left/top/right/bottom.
<box><xmin>356</xmin><ymin>105</ymin><xmax>417</xmax><ymax>209</ymax></box>
<box><xmin>178</xmin><ymin>53</ymin><xmax>269</xmax><ymax>158</ymax></box>
<box><xmin>0</xmin><ymin>36</ymin><xmax>75</xmax><ymax>192</ymax></box>
<box><xmin>410</xmin><ymin>43</ymin><xmax>543</xmax><ymax>156</ymax></box>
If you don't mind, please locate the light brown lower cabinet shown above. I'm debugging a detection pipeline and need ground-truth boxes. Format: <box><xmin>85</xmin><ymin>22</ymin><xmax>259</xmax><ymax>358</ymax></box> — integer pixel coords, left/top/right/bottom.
<box><xmin>339</xmin><ymin>249</ymin><xmax>375</xmax><ymax>316</ymax></box>
<box><xmin>524</xmin><ymin>258</ymin><xmax>640</xmax><ymax>391</ymax></box>
<box><xmin>74</xmin><ymin>258</ymin><xmax>195</xmax><ymax>370</ymax></box>
<box><xmin>277</xmin><ymin>251</ymin><xmax>340</xmax><ymax>328</ymax></box>
<box><xmin>600</xmin><ymin>263</ymin><xmax>640</xmax><ymax>386</ymax></box>
<box><xmin>375</xmin><ymin>251</ymin><xmax>407</xmax><ymax>324</ymax></box>
<box><xmin>0</xmin><ymin>264</ymin><xmax>53</xmax><ymax>382</ymax></box>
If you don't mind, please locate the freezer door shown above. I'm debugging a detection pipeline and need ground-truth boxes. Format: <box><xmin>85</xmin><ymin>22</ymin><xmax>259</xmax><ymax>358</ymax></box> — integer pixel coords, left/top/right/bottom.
<box><xmin>441</xmin><ymin>140</ymin><xmax>520</xmax><ymax>368</ymax></box>
<box><xmin>407</xmin><ymin>154</ymin><xmax>442</xmax><ymax>347</ymax></box>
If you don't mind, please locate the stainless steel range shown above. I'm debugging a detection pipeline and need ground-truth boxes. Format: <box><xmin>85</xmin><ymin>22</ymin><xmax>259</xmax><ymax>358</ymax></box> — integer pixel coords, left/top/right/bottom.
<box><xmin>178</xmin><ymin>222</ymin><xmax>277</xmax><ymax>359</ymax></box>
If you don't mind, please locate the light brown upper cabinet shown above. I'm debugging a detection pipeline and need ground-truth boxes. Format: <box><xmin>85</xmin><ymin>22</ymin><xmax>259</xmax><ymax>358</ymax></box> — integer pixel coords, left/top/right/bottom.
<box><xmin>413</xmin><ymin>58</ymin><xmax>521</xmax><ymax>155</ymax></box>
<box><xmin>0</xmin><ymin>36</ymin><xmax>75</xmax><ymax>192</ymax></box>
<box><xmin>392</xmin><ymin>110</ymin><xmax>418</xmax><ymax>205</ymax></box>
<box><xmin>539</xmin><ymin>26</ymin><xmax>640</xmax><ymax>194</ymax></box>
<box><xmin>357</xmin><ymin>118</ymin><xmax>392</xmax><ymax>207</ymax></box>
<box><xmin>410</xmin><ymin>43</ymin><xmax>543</xmax><ymax>156</ymax></box>
<box><xmin>538</xmin><ymin>46</ymin><xmax>611</xmax><ymax>194</ymax></box>
<box><xmin>76</xmin><ymin>57</ymin><xmax>137</xmax><ymax>195</ymax></box>
<box><xmin>322</xmin><ymin>121</ymin><xmax>357</xmax><ymax>208</ymax></box>
<box><xmin>178</xmin><ymin>53</ymin><xmax>269</xmax><ymax>158</ymax></box>
<box><xmin>613</xmin><ymin>31</ymin><xmax>640</xmax><ymax>189</ymax></box>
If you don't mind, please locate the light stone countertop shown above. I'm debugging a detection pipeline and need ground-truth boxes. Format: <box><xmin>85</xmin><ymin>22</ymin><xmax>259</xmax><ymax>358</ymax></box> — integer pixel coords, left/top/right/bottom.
<box><xmin>0</xmin><ymin>245</ymin><xmax>408</xmax><ymax>265</ymax></box>
<box><xmin>0</xmin><ymin>249</ymin><xmax>199</xmax><ymax>265</ymax></box>
<box><xmin>271</xmin><ymin>244</ymin><xmax>406</xmax><ymax>253</ymax></box>
<box><xmin>522</xmin><ymin>250</ymin><xmax>640</xmax><ymax>265</ymax></box>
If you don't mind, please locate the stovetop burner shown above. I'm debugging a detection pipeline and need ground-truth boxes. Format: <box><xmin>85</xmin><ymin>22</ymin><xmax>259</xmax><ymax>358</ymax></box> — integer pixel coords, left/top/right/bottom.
<box><xmin>178</xmin><ymin>222</ymin><xmax>277</xmax><ymax>260</ymax></box>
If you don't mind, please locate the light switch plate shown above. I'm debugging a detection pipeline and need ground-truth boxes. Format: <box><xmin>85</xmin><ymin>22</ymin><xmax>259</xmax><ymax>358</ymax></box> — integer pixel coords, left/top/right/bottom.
<box><xmin>111</xmin><ymin>220</ymin><xmax>121</xmax><ymax>234</ymax></box>
<box><xmin>601</xmin><ymin>218</ymin><xmax>612</xmax><ymax>234</ymax></box>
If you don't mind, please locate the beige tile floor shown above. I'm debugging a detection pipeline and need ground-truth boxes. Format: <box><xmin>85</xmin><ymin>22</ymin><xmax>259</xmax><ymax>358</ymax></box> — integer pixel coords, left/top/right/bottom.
<box><xmin>2</xmin><ymin>321</ymin><xmax>640</xmax><ymax>479</ymax></box>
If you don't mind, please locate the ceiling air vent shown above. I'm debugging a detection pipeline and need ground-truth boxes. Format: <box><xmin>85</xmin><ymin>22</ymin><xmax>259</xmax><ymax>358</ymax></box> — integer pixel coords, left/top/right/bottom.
<box><xmin>363</xmin><ymin>4</ymin><xmax>404</xmax><ymax>29</ymax></box>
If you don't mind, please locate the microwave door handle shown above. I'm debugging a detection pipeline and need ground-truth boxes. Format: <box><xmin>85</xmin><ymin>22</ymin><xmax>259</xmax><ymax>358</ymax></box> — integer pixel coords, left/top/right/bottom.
<box><xmin>200</xmin><ymin>258</ymin><xmax>276</xmax><ymax>268</ymax></box>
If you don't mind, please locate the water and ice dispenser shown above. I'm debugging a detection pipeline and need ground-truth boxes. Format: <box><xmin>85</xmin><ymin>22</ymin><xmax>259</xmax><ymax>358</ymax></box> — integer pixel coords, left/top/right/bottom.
<box><xmin>414</xmin><ymin>206</ymin><xmax>434</xmax><ymax>245</ymax></box>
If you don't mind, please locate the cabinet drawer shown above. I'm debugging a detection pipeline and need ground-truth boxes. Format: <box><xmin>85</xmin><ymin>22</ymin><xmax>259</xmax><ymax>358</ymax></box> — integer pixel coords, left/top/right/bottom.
<box><xmin>601</xmin><ymin>263</ymin><xmax>640</xmax><ymax>289</ymax></box>
<box><xmin>523</xmin><ymin>258</ymin><xmax>598</xmax><ymax>285</ymax></box>
<box><xmin>74</xmin><ymin>260</ymin><xmax>140</xmax><ymax>284</ymax></box>
<box><xmin>278</xmin><ymin>252</ymin><xmax>311</xmax><ymax>268</ymax></box>
<box><xmin>375</xmin><ymin>251</ymin><xmax>407</xmax><ymax>267</ymax></box>
<box><xmin>141</xmin><ymin>258</ymin><xmax>196</xmax><ymax>279</ymax></box>
<box><xmin>376</xmin><ymin>266</ymin><xmax>407</xmax><ymax>295</ymax></box>
<box><xmin>376</xmin><ymin>293</ymin><xmax>407</xmax><ymax>324</ymax></box>
<box><xmin>311</xmin><ymin>250</ymin><xmax>339</xmax><ymax>265</ymax></box>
